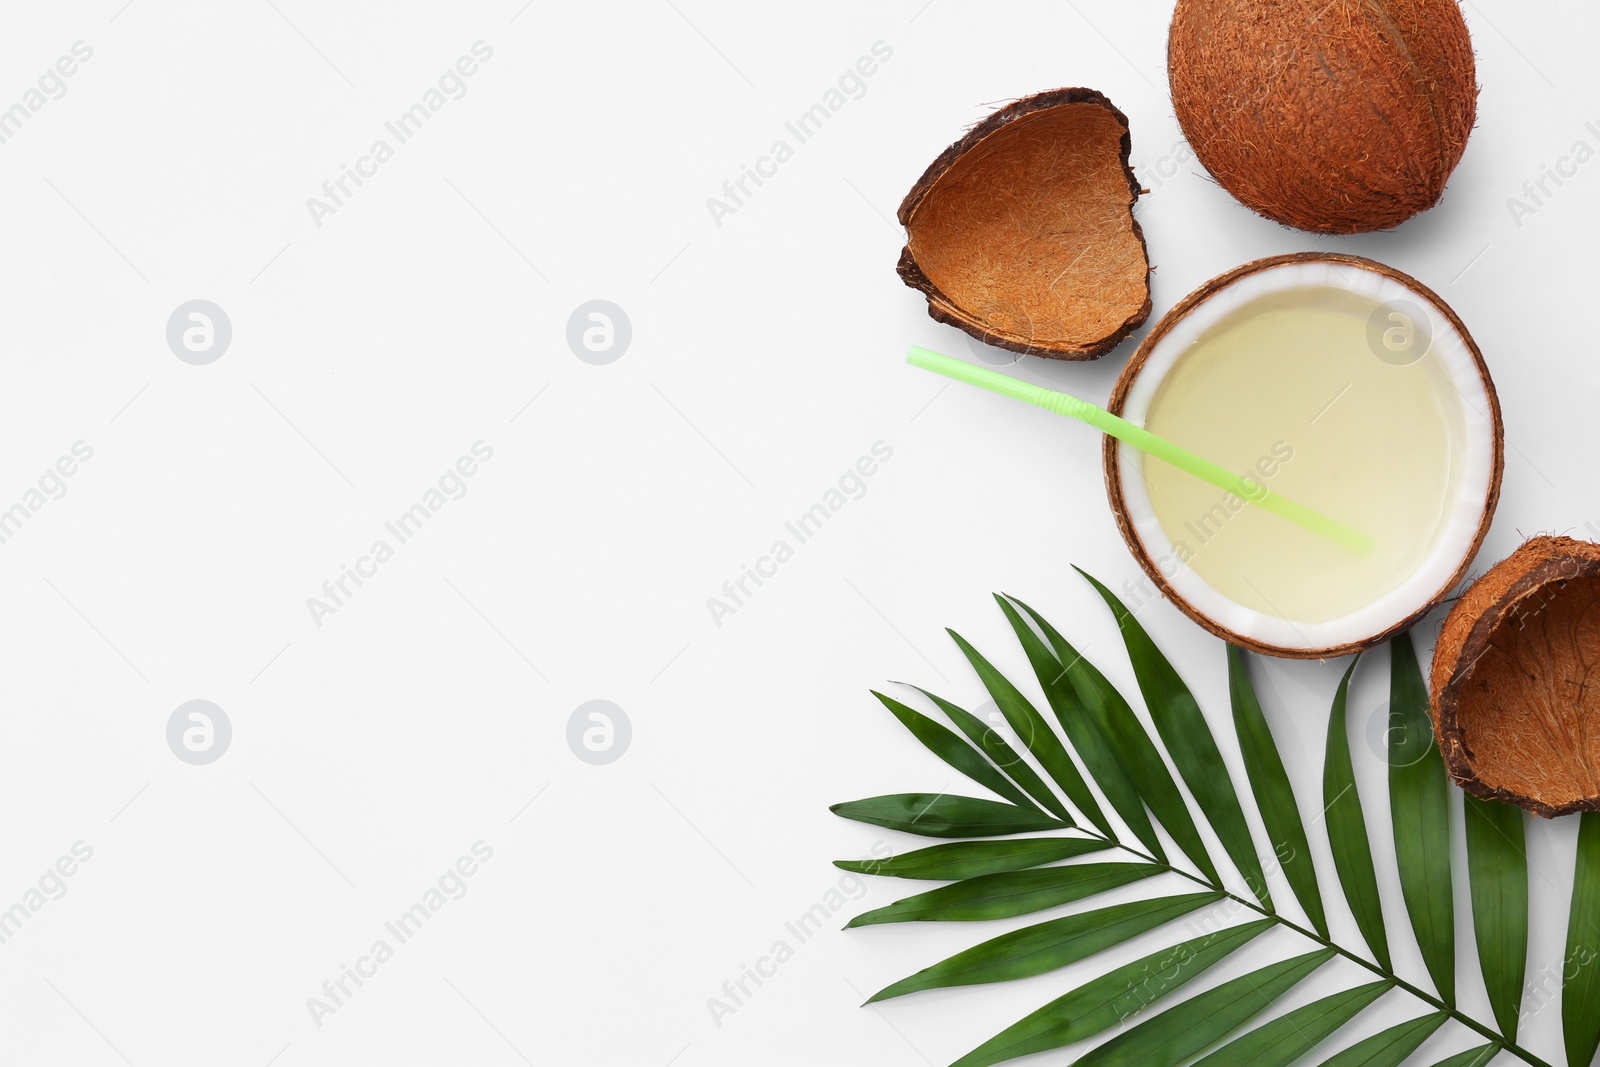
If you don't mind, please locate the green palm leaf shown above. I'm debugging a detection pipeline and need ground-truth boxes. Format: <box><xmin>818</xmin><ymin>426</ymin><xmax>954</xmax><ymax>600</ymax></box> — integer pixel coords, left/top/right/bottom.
<box><xmin>1004</xmin><ymin>595</ymin><xmax>1219</xmax><ymax>883</ymax></box>
<box><xmin>830</xmin><ymin>794</ymin><xmax>1067</xmax><ymax>838</ymax></box>
<box><xmin>1071</xmin><ymin>948</ymin><xmax>1335</xmax><ymax>1067</ymax></box>
<box><xmin>867</xmin><ymin>891</ymin><xmax>1221</xmax><ymax>1001</ymax></box>
<box><xmin>871</xmin><ymin>690</ymin><xmax>1049</xmax><ymax>815</ymax></box>
<box><xmin>948</xmin><ymin>919</ymin><xmax>1275</xmax><ymax>1067</ymax></box>
<box><xmin>1464</xmin><ymin>793</ymin><xmax>1528</xmax><ymax>1040</ymax></box>
<box><xmin>949</xmin><ymin>629</ymin><xmax>1109</xmax><ymax>831</ymax></box>
<box><xmin>1080</xmin><ymin>570</ymin><xmax>1271</xmax><ymax>908</ymax></box>
<box><xmin>1323</xmin><ymin>658</ymin><xmax>1391</xmax><ymax>970</ymax></box>
<box><xmin>1387</xmin><ymin>632</ymin><xmax>1456</xmax><ymax>1004</ymax></box>
<box><xmin>833</xmin><ymin>577</ymin><xmax>1555</xmax><ymax>1067</ymax></box>
<box><xmin>834</xmin><ymin>837</ymin><xmax>1110</xmax><ymax>880</ymax></box>
<box><xmin>1190</xmin><ymin>980</ymin><xmax>1391</xmax><ymax>1067</ymax></box>
<box><xmin>1425</xmin><ymin>1044</ymin><xmax>1498</xmax><ymax>1067</ymax></box>
<box><xmin>1564</xmin><ymin>811</ymin><xmax>1600</xmax><ymax>1067</ymax></box>
<box><xmin>1315</xmin><ymin>1012</ymin><xmax>1448</xmax><ymax>1067</ymax></box>
<box><xmin>845</xmin><ymin>862</ymin><xmax>1163</xmax><ymax>927</ymax></box>
<box><xmin>996</xmin><ymin>594</ymin><xmax>1163</xmax><ymax>856</ymax></box>
<box><xmin>910</xmin><ymin>686</ymin><xmax>1076</xmax><ymax>823</ymax></box>
<box><xmin>1228</xmin><ymin>644</ymin><xmax>1330</xmax><ymax>936</ymax></box>
<box><xmin>1060</xmin><ymin>652</ymin><xmax>1221</xmax><ymax>882</ymax></box>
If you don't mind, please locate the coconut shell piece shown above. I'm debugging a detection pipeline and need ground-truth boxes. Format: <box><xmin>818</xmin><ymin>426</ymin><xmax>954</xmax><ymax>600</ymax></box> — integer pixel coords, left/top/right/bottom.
<box><xmin>1430</xmin><ymin>536</ymin><xmax>1600</xmax><ymax>818</ymax></box>
<box><xmin>897</xmin><ymin>88</ymin><xmax>1151</xmax><ymax>360</ymax></box>
<box><xmin>1168</xmin><ymin>0</ymin><xmax>1477</xmax><ymax>234</ymax></box>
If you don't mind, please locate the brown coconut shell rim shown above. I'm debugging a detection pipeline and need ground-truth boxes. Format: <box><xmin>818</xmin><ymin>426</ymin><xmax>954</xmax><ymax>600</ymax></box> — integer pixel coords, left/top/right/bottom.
<box><xmin>1430</xmin><ymin>536</ymin><xmax>1600</xmax><ymax>818</ymax></box>
<box><xmin>1102</xmin><ymin>251</ymin><xmax>1504</xmax><ymax>660</ymax></box>
<box><xmin>896</xmin><ymin>87</ymin><xmax>1152</xmax><ymax>361</ymax></box>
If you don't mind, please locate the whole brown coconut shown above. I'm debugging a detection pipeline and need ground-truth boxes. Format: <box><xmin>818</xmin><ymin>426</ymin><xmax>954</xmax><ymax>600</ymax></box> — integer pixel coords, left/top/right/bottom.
<box><xmin>897</xmin><ymin>88</ymin><xmax>1151</xmax><ymax>360</ymax></box>
<box><xmin>1169</xmin><ymin>0</ymin><xmax>1478</xmax><ymax>234</ymax></box>
<box><xmin>1430</xmin><ymin>537</ymin><xmax>1600</xmax><ymax>817</ymax></box>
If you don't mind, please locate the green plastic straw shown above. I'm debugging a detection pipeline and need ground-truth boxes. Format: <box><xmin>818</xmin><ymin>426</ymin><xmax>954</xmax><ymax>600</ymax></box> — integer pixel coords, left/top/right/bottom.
<box><xmin>908</xmin><ymin>346</ymin><xmax>1372</xmax><ymax>553</ymax></box>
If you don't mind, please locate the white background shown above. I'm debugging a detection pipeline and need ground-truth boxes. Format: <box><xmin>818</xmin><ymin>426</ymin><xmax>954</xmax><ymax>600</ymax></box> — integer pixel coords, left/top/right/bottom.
<box><xmin>0</xmin><ymin>2</ymin><xmax>1595</xmax><ymax>1064</ymax></box>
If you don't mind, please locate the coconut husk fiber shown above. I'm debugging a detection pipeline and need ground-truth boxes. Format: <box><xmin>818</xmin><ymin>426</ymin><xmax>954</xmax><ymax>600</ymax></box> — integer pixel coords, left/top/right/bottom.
<box><xmin>1431</xmin><ymin>536</ymin><xmax>1600</xmax><ymax>817</ymax></box>
<box><xmin>897</xmin><ymin>88</ymin><xmax>1151</xmax><ymax>360</ymax></box>
<box><xmin>1168</xmin><ymin>0</ymin><xmax>1477</xmax><ymax>234</ymax></box>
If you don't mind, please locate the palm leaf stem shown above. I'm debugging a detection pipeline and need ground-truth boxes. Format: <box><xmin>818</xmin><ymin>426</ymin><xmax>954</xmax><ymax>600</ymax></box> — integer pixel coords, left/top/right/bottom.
<box><xmin>1065</xmin><ymin>824</ymin><xmax>1554</xmax><ymax>1067</ymax></box>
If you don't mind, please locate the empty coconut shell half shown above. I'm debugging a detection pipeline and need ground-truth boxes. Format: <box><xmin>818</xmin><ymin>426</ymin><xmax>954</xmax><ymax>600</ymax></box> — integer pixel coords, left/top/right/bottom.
<box><xmin>897</xmin><ymin>88</ymin><xmax>1151</xmax><ymax>360</ymax></box>
<box><xmin>1431</xmin><ymin>536</ymin><xmax>1600</xmax><ymax>817</ymax></box>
